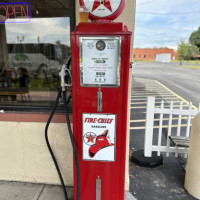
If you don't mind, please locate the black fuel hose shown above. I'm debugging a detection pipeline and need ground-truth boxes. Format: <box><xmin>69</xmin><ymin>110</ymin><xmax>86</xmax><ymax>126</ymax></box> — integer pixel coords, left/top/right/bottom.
<box><xmin>45</xmin><ymin>87</ymin><xmax>69</xmax><ymax>200</ymax></box>
<box><xmin>45</xmin><ymin>59</ymin><xmax>80</xmax><ymax>200</ymax></box>
<box><xmin>63</xmin><ymin>90</ymin><xmax>80</xmax><ymax>200</ymax></box>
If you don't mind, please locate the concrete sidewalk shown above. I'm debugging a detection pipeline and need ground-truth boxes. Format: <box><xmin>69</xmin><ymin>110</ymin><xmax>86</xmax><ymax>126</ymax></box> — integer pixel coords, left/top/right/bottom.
<box><xmin>0</xmin><ymin>181</ymin><xmax>73</xmax><ymax>200</ymax></box>
<box><xmin>0</xmin><ymin>181</ymin><xmax>136</xmax><ymax>200</ymax></box>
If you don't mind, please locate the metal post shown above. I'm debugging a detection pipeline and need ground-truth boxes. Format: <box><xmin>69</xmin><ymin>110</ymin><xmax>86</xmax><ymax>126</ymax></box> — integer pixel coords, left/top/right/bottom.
<box><xmin>144</xmin><ymin>96</ymin><xmax>155</xmax><ymax>157</ymax></box>
<box><xmin>0</xmin><ymin>24</ymin><xmax>9</xmax><ymax>70</ymax></box>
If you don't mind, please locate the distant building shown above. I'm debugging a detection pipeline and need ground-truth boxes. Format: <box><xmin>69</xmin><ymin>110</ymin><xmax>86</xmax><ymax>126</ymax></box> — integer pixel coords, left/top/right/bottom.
<box><xmin>156</xmin><ymin>54</ymin><xmax>171</xmax><ymax>63</ymax></box>
<box><xmin>197</xmin><ymin>55</ymin><xmax>200</xmax><ymax>60</ymax></box>
<box><xmin>133</xmin><ymin>47</ymin><xmax>177</xmax><ymax>61</ymax></box>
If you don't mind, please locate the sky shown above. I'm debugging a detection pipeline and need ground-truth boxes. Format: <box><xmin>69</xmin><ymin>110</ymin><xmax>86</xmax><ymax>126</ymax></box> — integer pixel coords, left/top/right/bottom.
<box><xmin>4</xmin><ymin>1</ymin><xmax>200</xmax><ymax>50</ymax></box>
<box><xmin>134</xmin><ymin>0</ymin><xmax>200</xmax><ymax>50</ymax></box>
<box><xmin>5</xmin><ymin>18</ymin><xmax>70</xmax><ymax>46</ymax></box>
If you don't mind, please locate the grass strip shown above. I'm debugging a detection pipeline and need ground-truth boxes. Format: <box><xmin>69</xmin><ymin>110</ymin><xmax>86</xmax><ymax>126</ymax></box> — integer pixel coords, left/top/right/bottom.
<box><xmin>182</xmin><ymin>65</ymin><xmax>200</xmax><ymax>69</ymax></box>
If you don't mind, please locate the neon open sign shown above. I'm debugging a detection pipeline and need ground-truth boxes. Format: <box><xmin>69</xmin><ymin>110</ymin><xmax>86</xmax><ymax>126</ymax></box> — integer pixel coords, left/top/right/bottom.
<box><xmin>0</xmin><ymin>2</ymin><xmax>31</xmax><ymax>23</ymax></box>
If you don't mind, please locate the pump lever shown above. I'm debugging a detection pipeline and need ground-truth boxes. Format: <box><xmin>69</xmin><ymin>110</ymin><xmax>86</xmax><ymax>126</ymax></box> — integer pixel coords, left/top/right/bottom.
<box><xmin>97</xmin><ymin>88</ymin><xmax>102</xmax><ymax>112</ymax></box>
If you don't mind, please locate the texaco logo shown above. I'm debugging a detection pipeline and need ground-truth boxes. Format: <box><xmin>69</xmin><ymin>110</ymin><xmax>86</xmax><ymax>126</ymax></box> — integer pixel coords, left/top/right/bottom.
<box><xmin>82</xmin><ymin>0</ymin><xmax>122</xmax><ymax>18</ymax></box>
<box><xmin>83</xmin><ymin>132</ymin><xmax>97</xmax><ymax>146</ymax></box>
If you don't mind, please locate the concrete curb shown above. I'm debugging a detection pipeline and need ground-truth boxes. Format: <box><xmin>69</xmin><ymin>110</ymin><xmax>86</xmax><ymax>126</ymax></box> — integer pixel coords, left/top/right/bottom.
<box><xmin>125</xmin><ymin>191</ymin><xmax>137</xmax><ymax>200</ymax></box>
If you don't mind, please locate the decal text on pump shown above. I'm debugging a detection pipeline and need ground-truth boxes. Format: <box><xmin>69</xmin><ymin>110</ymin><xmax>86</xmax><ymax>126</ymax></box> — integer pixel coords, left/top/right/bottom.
<box><xmin>84</xmin><ymin>118</ymin><xmax>113</xmax><ymax>124</ymax></box>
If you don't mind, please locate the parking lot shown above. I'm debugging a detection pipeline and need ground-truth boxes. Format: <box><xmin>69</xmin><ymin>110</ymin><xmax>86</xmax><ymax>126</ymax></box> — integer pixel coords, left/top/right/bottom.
<box><xmin>133</xmin><ymin>62</ymin><xmax>200</xmax><ymax>106</ymax></box>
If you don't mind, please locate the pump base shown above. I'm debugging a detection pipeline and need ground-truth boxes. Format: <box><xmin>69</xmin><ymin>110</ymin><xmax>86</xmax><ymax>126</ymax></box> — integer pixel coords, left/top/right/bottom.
<box><xmin>131</xmin><ymin>149</ymin><xmax>163</xmax><ymax>168</ymax></box>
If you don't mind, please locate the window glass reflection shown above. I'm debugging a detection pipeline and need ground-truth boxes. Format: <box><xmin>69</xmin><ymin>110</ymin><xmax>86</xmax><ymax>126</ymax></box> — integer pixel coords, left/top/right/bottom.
<box><xmin>0</xmin><ymin>18</ymin><xmax>71</xmax><ymax>111</ymax></box>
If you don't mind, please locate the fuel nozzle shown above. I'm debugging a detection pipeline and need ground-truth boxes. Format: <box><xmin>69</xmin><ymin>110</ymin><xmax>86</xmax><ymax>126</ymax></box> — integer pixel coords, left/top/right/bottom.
<box><xmin>59</xmin><ymin>57</ymin><xmax>72</xmax><ymax>91</ymax></box>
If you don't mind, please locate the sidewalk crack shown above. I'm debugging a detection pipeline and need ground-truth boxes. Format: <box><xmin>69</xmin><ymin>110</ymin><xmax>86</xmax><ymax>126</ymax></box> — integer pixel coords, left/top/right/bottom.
<box><xmin>37</xmin><ymin>185</ymin><xmax>45</xmax><ymax>200</ymax></box>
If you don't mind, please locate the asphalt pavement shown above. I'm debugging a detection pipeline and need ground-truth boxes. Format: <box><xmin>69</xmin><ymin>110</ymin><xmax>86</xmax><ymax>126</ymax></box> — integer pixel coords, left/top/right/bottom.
<box><xmin>132</xmin><ymin>62</ymin><xmax>200</xmax><ymax>107</ymax></box>
<box><xmin>129</xmin><ymin>63</ymin><xmax>200</xmax><ymax>200</ymax></box>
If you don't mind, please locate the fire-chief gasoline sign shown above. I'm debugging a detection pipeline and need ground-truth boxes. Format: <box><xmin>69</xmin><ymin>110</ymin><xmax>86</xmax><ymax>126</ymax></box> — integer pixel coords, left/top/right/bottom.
<box><xmin>80</xmin><ymin>0</ymin><xmax>126</xmax><ymax>20</ymax></box>
<box><xmin>83</xmin><ymin>114</ymin><xmax>116</xmax><ymax>162</ymax></box>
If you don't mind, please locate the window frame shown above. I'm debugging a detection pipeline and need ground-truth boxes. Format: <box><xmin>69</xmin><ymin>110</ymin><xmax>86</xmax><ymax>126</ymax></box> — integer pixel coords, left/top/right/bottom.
<box><xmin>0</xmin><ymin>2</ymin><xmax>75</xmax><ymax>113</ymax></box>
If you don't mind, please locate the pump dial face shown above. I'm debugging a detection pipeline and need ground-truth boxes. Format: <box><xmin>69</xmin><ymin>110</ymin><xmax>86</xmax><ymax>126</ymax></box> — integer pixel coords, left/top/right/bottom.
<box><xmin>80</xmin><ymin>0</ymin><xmax>126</xmax><ymax>20</ymax></box>
<box><xmin>96</xmin><ymin>40</ymin><xmax>106</xmax><ymax>51</ymax></box>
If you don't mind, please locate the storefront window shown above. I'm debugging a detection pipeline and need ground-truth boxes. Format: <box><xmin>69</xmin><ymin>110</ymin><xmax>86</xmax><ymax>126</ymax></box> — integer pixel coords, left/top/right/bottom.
<box><xmin>0</xmin><ymin>17</ymin><xmax>72</xmax><ymax>112</ymax></box>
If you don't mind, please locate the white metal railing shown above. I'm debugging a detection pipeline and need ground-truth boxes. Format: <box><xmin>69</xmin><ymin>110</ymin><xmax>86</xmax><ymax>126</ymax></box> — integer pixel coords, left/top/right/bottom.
<box><xmin>144</xmin><ymin>96</ymin><xmax>200</xmax><ymax>157</ymax></box>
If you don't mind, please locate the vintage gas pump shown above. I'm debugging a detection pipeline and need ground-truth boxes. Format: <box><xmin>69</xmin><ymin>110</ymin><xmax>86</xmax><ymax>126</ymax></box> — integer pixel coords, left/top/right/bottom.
<box><xmin>71</xmin><ymin>0</ymin><xmax>132</xmax><ymax>199</ymax></box>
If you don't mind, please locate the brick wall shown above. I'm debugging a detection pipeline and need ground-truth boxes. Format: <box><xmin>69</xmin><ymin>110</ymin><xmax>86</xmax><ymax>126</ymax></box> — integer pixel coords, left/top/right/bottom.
<box><xmin>133</xmin><ymin>47</ymin><xmax>177</xmax><ymax>61</ymax></box>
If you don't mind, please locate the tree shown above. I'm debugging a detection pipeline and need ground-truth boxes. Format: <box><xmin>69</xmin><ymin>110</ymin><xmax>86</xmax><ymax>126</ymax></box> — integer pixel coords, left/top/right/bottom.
<box><xmin>178</xmin><ymin>42</ymin><xmax>199</xmax><ymax>60</ymax></box>
<box><xmin>189</xmin><ymin>27</ymin><xmax>200</xmax><ymax>50</ymax></box>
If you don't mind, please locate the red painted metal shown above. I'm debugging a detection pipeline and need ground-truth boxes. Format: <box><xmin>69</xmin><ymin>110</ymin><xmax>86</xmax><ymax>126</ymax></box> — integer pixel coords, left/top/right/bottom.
<box><xmin>71</xmin><ymin>22</ymin><xmax>131</xmax><ymax>200</ymax></box>
<box><xmin>79</xmin><ymin>0</ymin><xmax>126</xmax><ymax>21</ymax></box>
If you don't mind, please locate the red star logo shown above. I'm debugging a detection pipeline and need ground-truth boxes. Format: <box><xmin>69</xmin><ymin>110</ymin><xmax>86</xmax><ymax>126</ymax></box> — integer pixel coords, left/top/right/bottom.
<box><xmin>92</xmin><ymin>0</ymin><xmax>112</xmax><ymax>12</ymax></box>
<box><xmin>86</xmin><ymin>134</ymin><xmax>96</xmax><ymax>143</ymax></box>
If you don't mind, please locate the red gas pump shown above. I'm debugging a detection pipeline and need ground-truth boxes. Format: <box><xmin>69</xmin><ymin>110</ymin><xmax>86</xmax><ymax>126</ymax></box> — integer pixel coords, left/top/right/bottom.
<box><xmin>71</xmin><ymin>1</ymin><xmax>132</xmax><ymax>199</ymax></box>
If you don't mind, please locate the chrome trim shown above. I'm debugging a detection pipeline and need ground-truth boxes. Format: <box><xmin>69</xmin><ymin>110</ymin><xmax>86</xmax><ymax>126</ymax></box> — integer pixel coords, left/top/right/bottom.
<box><xmin>97</xmin><ymin>88</ymin><xmax>102</xmax><ymax>112</ymax></box>
<box><xmin>96</xmin><ymin>176</ymin><xmax>101</xmax><ymax>200</ymax></box>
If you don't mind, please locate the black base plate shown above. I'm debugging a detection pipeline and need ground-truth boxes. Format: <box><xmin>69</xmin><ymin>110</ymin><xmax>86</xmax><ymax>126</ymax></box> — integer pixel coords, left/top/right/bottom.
<box><xmin>131</xmin><ymin>149</ymin><xmax>163</xmax><ymax>168</ymax></box>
